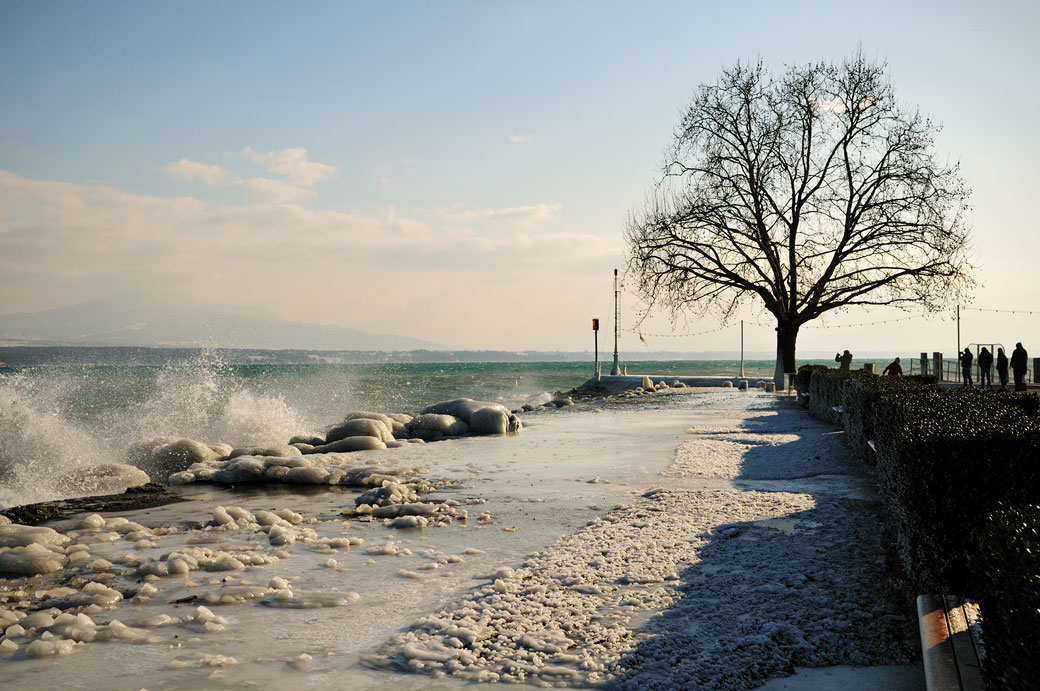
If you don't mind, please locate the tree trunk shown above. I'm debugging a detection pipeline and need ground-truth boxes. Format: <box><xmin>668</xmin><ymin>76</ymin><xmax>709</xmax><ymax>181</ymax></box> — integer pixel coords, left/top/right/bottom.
<box><xmin>773</xmin><ymin>322</ymin><xmax>799</xmax><ymax>390</ymax></box>
<box><xmin>773</xmin><ymin>342</ymin><xmax>785</xmax><ymax>390</ymax></box>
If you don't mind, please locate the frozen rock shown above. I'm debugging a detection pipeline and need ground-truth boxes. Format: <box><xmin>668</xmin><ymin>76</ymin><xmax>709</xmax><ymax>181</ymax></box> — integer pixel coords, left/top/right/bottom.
<box><xmin>289</xmin><ymin>434</ymin><xmax>325</xmax><ymax>446</ymax></box>
<box><xmin>0</xmin><ymin>524</ymin><xmax>70</xmax><ymax>548</ymax></box>
<box><xmin>0</xmin><ymin>549</ymin><xmax>68</xmax><ymax>574</ymax></box>
<box><xmin>325</xmin><ymin>418</ymin><xmax>393</xmax><ymax>444</ymax></box>
<box><xmin>127</xmin><ymin>438</ymin><xmax>225</xmax><ymax>480</ymax></box>
<box><xmin>227</xmin><ymin>445</ymin><xmax>301</xmax><ymax>460</ymax></box>
<box><xmin>345</xmin><ymin>411</ymin><xmax>395</xmax><ymax>430</ymax></box>
<box><xmin>469</xmin><ymin>407</ymin><xmax>523</xmax><ymax>435</ymax></box>
<box><xmin>408</xmin><ymin>414</ymin><xmax>469</xmax><ymax>437</ymax></box>
<box><xmin>0</xmin><ymin>515</ymin><xmax>9</xmax><ymax>525</ymax></box>
<box><xmin>642</xmin><ymin>375</ymin><xmax>654</xmax><ymax>389</ymax></box>
<box><xmin>54</xmin><ymin>463</ymin><xmax>150</xmax><ymax>496</ymax></box>
<box><xmin>315</xmin><ymin>436</ymin><xmax>387</xmax><ymax>453</ymax></box>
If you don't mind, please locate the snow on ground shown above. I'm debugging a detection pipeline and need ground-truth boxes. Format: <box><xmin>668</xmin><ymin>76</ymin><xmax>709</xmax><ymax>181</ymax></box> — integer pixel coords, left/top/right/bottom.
<box><xmin>0</xmin><ymin>390</ymin><xmax>922</xmax><ymax>689</ymax></box>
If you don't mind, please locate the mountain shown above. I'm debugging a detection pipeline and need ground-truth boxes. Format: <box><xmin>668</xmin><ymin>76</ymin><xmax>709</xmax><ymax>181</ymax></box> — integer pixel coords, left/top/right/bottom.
<box><xmin>0</xmin><ymin>296</ymin><xmax>450</xmax><ymax>351</ymax></box>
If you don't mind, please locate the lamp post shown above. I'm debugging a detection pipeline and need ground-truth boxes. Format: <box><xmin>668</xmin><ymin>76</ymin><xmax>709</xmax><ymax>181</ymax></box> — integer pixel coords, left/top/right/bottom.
<box><xmin>611</xmin><ymin>269</ymin><xmax>621</xmax><ymax>375</ymax></box>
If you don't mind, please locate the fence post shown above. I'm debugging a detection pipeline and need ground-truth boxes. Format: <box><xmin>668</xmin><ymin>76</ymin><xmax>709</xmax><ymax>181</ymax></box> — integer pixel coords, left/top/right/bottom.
<box><xmin>1034</xmin><ymin>358</ymin><xmax>1040</xmax><ymax>384</ymax></box>
<box><xmin>932</xmin><ymin>352</ymin><xmax>943</xmax><ymax>381</ymax></box>
<box><xmin>920</xmin><ymin>352</ymin><xmax>929</xmax><ymax>376</ymax></box>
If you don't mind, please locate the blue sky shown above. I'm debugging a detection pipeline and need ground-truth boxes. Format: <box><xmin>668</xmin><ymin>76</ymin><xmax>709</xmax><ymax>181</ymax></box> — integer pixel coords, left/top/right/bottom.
<box><xmin>2</xmin><ymin>1</ymin><xmax>1038</xmax><ymax>355</ymax></box>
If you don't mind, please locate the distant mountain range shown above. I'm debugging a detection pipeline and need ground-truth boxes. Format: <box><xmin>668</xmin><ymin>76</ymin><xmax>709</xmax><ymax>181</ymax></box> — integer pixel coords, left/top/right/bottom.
<box><xmin>0</xmin><ymin>296</ymin><xmax>450</xmax><ymax>351</ymax></box>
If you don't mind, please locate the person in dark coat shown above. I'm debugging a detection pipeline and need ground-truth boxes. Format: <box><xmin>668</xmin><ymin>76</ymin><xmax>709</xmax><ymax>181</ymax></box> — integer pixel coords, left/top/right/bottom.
<box><xmin>882</xmin><ymin>357</ymin><xmax>903</xmax><ymax>376</ymax></box>
<box><xmin>997</xmin><ymin>347</ymin><xmax>1010</xmax><ymax>388</ymax></box>
<box><xmin>977</xmin><ymin>347</ymin><xmax>993</xmax><ymax>388</ymax></box>
<box><xmin>1010</xmin><ymin>342</ymin><xmax>1029</xmax><ymax>392</ymax></box>
<box><xmin>835</xmin><ymin>350</ymin><xmax>853</xmax><ymax>372</ymax></box>
<box><xmin>959</xmin><ymin>347</ymin><xmax>973</xmax><ymax>387</ymax></box>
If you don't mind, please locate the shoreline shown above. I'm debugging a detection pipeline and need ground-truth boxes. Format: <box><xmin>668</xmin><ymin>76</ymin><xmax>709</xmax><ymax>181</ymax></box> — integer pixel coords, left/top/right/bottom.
<box><xmin>0</xmin><ymin>388</ymin><xmax>922</xmax><ymax>689</ymax></box>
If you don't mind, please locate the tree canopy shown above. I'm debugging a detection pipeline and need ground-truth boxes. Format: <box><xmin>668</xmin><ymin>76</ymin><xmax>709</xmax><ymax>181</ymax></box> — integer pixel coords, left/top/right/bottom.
<box><xmin>626</xmin><ymin>52</ymin><xmax>974</xmax><ymax>380</ymax></box>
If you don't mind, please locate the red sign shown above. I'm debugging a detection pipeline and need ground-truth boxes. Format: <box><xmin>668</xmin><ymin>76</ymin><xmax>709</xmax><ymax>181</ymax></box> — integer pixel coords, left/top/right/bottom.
<box><xmin>592</xmin><ymin>319</ymin><xmax>599</xmax><ymax>331</ymax></box>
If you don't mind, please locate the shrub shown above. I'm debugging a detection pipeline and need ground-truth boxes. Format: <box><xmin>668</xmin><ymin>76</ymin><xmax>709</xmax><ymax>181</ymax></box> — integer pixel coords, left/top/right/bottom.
<box><xmin>840</xmin><ymin>375</ymin><xmax>939</xmax><ymax>465</ymax></box>
<box><xmin>872</xmin><ymin>389</ymin><xmax>1040</xmax><ymax>594</ymax></box>
<box><xmin>967</xmin><ymin>503</ymin><xmax>1040</xmax><ymax>690</ymax></box>
<box><xmin>795</xmin><ymin>365</ymin><xmax>829</xmax><ymax>407</ymax></box>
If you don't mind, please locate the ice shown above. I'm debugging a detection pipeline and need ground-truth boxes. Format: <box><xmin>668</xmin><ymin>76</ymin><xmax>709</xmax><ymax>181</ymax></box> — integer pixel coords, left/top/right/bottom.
<box><xmin>0</xmin><ymin>524</ymin><xmax>70</xmax><ymax>548</ymax></box>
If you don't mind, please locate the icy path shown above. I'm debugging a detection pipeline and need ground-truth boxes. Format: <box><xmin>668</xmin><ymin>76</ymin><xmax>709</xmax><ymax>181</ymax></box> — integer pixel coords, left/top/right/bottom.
<box><xmin>368</xmin><ymin>393</ymin><xmax>922</xmax><ymax>689</ymax></box>
<box><xmin>0</xmin><ymin>391</ymin><xmax>921</xmax><ymax>689</ymax></box>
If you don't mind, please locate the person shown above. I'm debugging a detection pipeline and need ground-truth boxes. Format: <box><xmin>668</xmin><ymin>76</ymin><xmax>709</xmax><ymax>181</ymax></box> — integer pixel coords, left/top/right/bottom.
<box><xmin>997</xmin><ymin>347</ymin><xmax>1010</xmax><ymax>388</ymax></box>
<box><xmin>1011</xmin><ymin>342</ymin><xmax>1029</xmax><ymax>392</ymax></box>
<box><xmin>959</xmin><ymin>347</ymin><xmax>973</xmax><ymax>387</ymax></box>
<box><xmin>835</xmin><ymin>350</ymin><xmax>853</xmax><ymax>372</ymax></box>
<box><xmin>978</xmin><ymin>346</ymin><xmax>993</xmax><ymax>388</ymax></box>
<box><xmin>882</xmin><ymin>357</ymin><xmax>903</xmax><ymax>376</ymax></box>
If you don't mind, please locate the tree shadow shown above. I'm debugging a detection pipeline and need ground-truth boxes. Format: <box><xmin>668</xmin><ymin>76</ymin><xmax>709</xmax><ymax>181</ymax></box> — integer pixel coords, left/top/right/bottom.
<box><xmin>605</xmin><ymin>397</ymin><xmax>919</xmax><ymax>690</ymax></box>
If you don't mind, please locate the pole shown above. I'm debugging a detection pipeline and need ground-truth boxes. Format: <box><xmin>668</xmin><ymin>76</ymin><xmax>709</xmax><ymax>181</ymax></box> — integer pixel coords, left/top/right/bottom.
<box><xmin>611</xmin><ymin>268</ymin><xmax>621</xmax><ymax>375</ymax></box>
<box><xmin>594</xmin><ymin>328</ymin><xmax>599</xmax><ymax>379</ymax></box>
<box><xmin>739</xmin><ymin>319</ymin><xmax>745</xmax><ymax>377</ymax></box>
<box><xmin>956</xmin><ymin>304</ymin><xmax>961</xmax><ymax>383</ymax></box>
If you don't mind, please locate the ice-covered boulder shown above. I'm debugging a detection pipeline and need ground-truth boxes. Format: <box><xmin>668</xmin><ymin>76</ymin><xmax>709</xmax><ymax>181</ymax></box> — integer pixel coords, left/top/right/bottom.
<box><xmin>289</xmin><ymin>434</ymin><xmax>325</xmax><ymax>446</ymax></box>
<box><xmin>469</xmin><ymin>407</ymin><xmax>523</xmax><ymax>435</ymax></box>
<box><xmin>0</xmin><ymin>524</ymin><xmax>70</xmax><ymax>548</ymax></box>
<box><xmin>325</xmin><ymin>418</ymin><xmax>393</xmax><ymax>444</ymax></box>
<box><xmin>315</xmin><ymin>436</ymin><xmax>387</xmax><ymax>453</ymax></box>
<box><xmin>227</xmin><ymin>445</ymin><xmax>301</xmax><ymax>460</ymax></box>
<box><xmin>0</xmin><ymin>544</ymin><xmax>68</xmax><ymax>575</ymax></box>
<box><xmin>345</xmin><ymin>411</ymin><xmax>395</xmax><ymax>430</ymax></box>
<box><xmin>408</xmin><ymin>414</ymin><xmax>469</xmax><ymax>437</ymax></box>
<box><xmin>641</xmin><ymin>376</ymin><xmax>654</xmax><ymax>389</ymax></box>
<box><xmin>54</xmin><ymin>463</ymin><xmax>150</xmax><ymax>497</ymax></box>
<box><xmin>127</xmin><ymin>438</ymin><xmax>227</xmax><ymax>481</ymax></box>
<box><xmin>420</xmin><ymin>399</ymin><xmax>521</xmax><ymax>435</ymax></box>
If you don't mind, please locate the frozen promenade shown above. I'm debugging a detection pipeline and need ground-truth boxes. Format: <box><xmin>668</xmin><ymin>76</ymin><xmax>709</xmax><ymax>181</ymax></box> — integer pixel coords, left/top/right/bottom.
<box><xmin>0</xmin><ymin>390</ymin><xmax>923</xmax><ymax>689</ymax></box>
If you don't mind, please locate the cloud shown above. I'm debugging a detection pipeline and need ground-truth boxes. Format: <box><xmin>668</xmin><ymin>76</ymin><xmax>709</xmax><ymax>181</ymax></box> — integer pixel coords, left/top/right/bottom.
<box><xmin>163</xmin><ymin>147</ymin><xmax>335</xmax><ymax>204</ymax></box>
<box><xmin>507</xmin><ymin>134</ymin><xmax>536</xmax><ymax>144</ymax></box>
<box><xmin>244</xmin><ymin>146</ymin><xmax>335</xmax><ymax>186</ymax></box>
<box><xmin>0</xmin><ymin>170</ymin><xmax>620</xmax><ymax>347</ymax></box>
<box><xmin>164</xmin><ymin>159</ymin><xmax>229</xmax><ymax>185</ymax></box>
<box><xmin>437</xmin><ymin>203</ymin><xmax>562</xmax><ymax>224</ymax></box>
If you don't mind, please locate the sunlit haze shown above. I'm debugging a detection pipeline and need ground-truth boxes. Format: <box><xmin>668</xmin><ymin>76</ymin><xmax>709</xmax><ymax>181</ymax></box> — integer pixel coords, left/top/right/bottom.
<box><xmin>2</xmin><ymin>1</ymin><xmax>1037</xmax><ymax>357</ymax></box>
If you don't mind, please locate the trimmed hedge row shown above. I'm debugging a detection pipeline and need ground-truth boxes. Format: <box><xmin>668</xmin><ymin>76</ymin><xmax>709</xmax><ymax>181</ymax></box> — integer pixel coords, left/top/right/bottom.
<box><xmin>967</xmin><ymin>503</ymin><xmax>1040</xmax><ymax>690</ymax></box>
<box><xmin>803</xmin><ymin>370</ymin><xmax>1040</xmax><ymax>689</ymax></box>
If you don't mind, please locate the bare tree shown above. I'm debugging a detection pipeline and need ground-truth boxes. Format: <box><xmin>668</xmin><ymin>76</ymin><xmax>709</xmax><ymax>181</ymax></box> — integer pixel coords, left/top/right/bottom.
<box><xmin>626</xmin><ymin>52</ymin><xmax>974</xmax><ymax>386</ymax></box>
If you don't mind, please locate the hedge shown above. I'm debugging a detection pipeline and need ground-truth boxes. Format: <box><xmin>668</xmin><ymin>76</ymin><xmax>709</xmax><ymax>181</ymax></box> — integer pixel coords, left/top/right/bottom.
<box><xmin>967</xmin><ymin>503</ymin><xmax>1040</xmax><ymax>690</ymax></box>
<box><xmin>803</xmin><ymin>374</ymin><xmax>1040</xmax><ymax>688</ymax></box>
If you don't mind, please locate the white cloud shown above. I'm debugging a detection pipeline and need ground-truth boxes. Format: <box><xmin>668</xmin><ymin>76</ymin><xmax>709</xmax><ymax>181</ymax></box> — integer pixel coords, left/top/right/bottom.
<box><xmin>163</xmin><ymin>158</ymin><xmax>229</xmax><ymax>185</ymax></box>
<box><xmin>437</xmin><ymin>203</ymin><xmax>562</xmax><ymax>224</ymax></box>
<box><xmin>243</xmin><ymin>146</ymin><xmax>335</xmax><ymax>186</ymax></box>
<box><xmin>0</xmin><ymin>170</ymin><xmax>620</xmax><ymax>347</ymax></box>
<box><xmin>507</xmin><ymin>134</ymin><xmax>536</xmax><ymax>144</ymax></box>
<box><xmin>162</xmin><ymin>147</ymin><xmax>334</xmax><ymax>204</ymax></box>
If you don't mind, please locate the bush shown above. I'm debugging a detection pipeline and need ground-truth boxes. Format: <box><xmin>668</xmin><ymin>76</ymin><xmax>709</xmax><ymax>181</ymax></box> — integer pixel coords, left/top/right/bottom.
<box><xmin>804</xmin><ymin>379</ymin><xmax>1040</xmax><ymax>689</ymax></box>
<box><xmin>840</xmin><ymin>374</ymin><xmax>939</xmax><ymax>465</ymax></box>
<box><xmin>967</xmin><ymin>503</ymin><xmax>1040</xmax><ymax>690</ymax></box>
<box><xmin>795</xmin><ymin>365</ymin><xmax>829</xmax><ymax>407</ymax></box>
<box><xmin>872</xmin><ymin>389</ymin><xmax>1040</xmax><ymax>594</ymax></box>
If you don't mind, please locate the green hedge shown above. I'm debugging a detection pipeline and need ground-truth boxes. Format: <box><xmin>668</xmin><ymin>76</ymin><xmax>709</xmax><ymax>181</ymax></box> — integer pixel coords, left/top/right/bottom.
<box><xmin>967</xmin><ymin>503</ymin><xmax>1040</xmax><ymax>689</ymax></box>
<box><xmin>871</xmin><ymin>389</ymin><xmax>1040</xmax><ymax>593</ymax></box>
<box><xmin>804</xmin><ymin>376</ymin><xmax>1040</xmax><ymax>688</ymax></box>
<box><xmin>839</xmin><ymin>373</ymin><xmax>938</xmax><ymax>465</ymax></box>
<box><xmin>795</xmin><ymin>365</ymin><xmax>829</xmax><ymax>408</ymax></box>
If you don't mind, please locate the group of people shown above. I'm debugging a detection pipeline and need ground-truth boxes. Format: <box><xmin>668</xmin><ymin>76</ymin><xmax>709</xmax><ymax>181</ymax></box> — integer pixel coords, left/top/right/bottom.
<box><xmin>841</xmin><ymin>344</ymin><xmax>1031</xmax><ymax>392</ymax></box>
<box><xmin>959</xmin><ymin>342</ymin><xmax>1030</xmax><ymax>391</ymax></box>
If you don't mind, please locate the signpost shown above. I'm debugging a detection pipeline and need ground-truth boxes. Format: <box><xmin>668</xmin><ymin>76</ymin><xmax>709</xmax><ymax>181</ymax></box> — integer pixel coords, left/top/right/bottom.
<box><xmin>592</xmin><ymin>318</ymin><xmax>600</xmax><ymax>379</ymax></box>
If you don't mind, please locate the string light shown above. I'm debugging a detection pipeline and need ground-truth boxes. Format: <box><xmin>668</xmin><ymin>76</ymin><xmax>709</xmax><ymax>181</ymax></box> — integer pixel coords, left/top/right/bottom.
<box><xmin>961</xmin><ymin>307</ymin><xmax>1037</xmax><ymax>315</ymax></box>
<box><xmin>624</xmin><ymin>305</ymin><xmax>1036</xmax><ymax>340</ymax></box>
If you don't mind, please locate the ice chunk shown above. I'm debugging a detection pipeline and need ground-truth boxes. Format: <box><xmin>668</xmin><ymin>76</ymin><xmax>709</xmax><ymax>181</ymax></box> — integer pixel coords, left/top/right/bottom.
<box><xmin>0</xmin><ymin>524</ymin><xmax>70</xmax><ymax>548</ymax></box>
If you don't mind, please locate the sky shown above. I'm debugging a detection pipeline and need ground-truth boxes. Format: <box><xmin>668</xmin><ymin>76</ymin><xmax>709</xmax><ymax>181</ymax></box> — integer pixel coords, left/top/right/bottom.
<box><xmin>1</xmin><ymin>0</ymin><xmax>1038</xmax><ymax>357</ymax></box>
